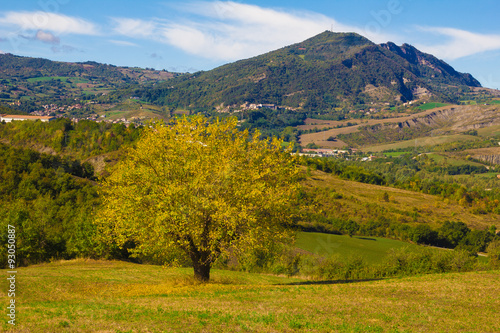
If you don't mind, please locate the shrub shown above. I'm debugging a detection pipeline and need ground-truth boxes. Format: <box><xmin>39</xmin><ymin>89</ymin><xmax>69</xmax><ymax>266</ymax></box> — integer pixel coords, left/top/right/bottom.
<box><xmin>380</xmin><ymin>247</ymin><xmax>477</xmax><ymax>277</ymax></box>
<box><xmin>486</xmin><ymin>240</ymin><xmax>500</xmax><ymax>268</ymax></box>
<box><xmin>313</xmin><ymin>254</ymin><xmax>367</xmax><ymax>281</ymax></box>
<box><xmin>438</xmin><ymin>221</ymin><xmax>470</xmax><ymax>248</ymax></box>
<box><xmin>410</xmin><ymin>225</ymin><xmax>438</xmax><ymax>245</ymax></box>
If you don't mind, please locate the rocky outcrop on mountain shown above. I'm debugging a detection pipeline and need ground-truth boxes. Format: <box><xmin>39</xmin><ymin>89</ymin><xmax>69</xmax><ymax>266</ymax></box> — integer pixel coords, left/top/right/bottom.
<box><xmin>380</xmin><ymin>43</ymin><xmax>481</xmax><ymax>87</ymax></box>
<box><xmin>466</xmin><ymin>147</ymin><xmax>500</xmax><ymax>166</ymax></box>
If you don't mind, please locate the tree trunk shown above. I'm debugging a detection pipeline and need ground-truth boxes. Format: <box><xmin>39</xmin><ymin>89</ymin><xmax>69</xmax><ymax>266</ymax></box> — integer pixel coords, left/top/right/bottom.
<box><xmin>186</xmin><ymin>221</ymin><xmax>212</xmax><ymax>282</ymax></box>
<box><xmin>192</xmin><ymin>260</ymin><xmax>211</xmax><ymax>282</ymax></box>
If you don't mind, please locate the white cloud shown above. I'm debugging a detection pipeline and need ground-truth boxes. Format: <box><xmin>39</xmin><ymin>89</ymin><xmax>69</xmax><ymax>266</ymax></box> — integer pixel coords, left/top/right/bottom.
<box><xmin>111</xmin><ymin>18</ymin><xmax>156</xmax><ymax>38</ymax></box>
<box><xmin>35</xmin><ymin>30</ymin><xmax>60</xmax><ymax>44</ymax></box>
<box><xmin>112</xmin><ymin>1</ymin><xmax>395</xmax><ymax>61</ymax></box>
<box><xmin>109</xmin><ymin>39</ymin><xmax>139</xmax><ymax>47</ymax></box>
<box><xmin>0</xmin><ymin>11</ymin><xmax>99</xmax><ymax>35</ymax></box>
<box><xmin>416</xmin><ymin>27</ymin><xmax>500</xmax><ymax>60</ymax></box>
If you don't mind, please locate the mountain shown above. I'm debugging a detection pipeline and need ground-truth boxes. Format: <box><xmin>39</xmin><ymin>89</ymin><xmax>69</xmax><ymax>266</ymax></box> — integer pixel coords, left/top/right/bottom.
<box><xmin>136</xmin><ymin>31</ymin><xmax>481</xmax><ymax>112</ymax></box>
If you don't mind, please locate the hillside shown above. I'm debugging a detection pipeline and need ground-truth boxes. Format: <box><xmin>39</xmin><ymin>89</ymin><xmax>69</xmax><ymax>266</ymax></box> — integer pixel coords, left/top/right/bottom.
<box><xmin>0</xmin><ymin>53</ymin><xmax>177</xmax><ymax>84</ymax></box>
<box><xmin>300</xmin><ymin>103</ymin><xmax>500</xmax><ymax>148</ymax></box>
<box><xmin>136</xmin><ymin>31</ymin><xmax>481</xmax><ymax>113</ymax></box>
<box><xmin>302</xmin><ymin>169</ymin><xmax>500</xmax><ymax>232</ymax></box>
<box><xmin>0</xmin><ymin>53</ymin><xmax>178</xmax><ymax>116</ymax></box>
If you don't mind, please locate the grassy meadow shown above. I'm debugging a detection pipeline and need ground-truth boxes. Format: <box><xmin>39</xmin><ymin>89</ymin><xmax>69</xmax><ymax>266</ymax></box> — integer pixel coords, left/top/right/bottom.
<box><xmin>295</xmin><ymin>233</ymin><xmax>422</xmax><ymax>264</ymax></box>
<box><xmin>1</xmin><ymin>259</ymin><xmax>499</xmax><ymax>332</ymax></box>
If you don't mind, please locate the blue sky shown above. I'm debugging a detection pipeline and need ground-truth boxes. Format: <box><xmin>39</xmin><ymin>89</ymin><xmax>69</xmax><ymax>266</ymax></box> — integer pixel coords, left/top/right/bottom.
<box><xmin>1</xmin><ymin>0</ymin><xmax>499</xmax><ymax>88</ymax></box>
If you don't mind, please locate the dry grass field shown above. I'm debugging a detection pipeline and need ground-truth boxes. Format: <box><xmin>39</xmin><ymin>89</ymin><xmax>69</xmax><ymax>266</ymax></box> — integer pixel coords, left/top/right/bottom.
<box><xmin>299</xmin><ymin>104</ymin><xmax>500</xmax><ymax>149</ymax></box>
<box><xmin>362</xmin><ymin>134</ymin><xmax>480</xmax><ymax>152</ymax></box>
<box><xmin>2</xmin><ymin>259</ymin><xmax>499</xmax><ymax>332</ymax></box>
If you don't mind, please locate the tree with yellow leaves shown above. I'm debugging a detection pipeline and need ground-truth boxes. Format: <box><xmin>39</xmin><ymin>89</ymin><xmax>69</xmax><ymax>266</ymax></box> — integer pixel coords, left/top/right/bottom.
<box><xmin>96</xmin><ymin>115</ymin><xmax>300</xmax><ymax>281</ymax></box>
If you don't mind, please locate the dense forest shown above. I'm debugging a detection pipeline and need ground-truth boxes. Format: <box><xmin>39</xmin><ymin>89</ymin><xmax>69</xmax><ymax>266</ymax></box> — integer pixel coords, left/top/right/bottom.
<box><xmin>0</xmin><ymin>143</ymin><xmax>99</xmax><ymax>266</ymax></box>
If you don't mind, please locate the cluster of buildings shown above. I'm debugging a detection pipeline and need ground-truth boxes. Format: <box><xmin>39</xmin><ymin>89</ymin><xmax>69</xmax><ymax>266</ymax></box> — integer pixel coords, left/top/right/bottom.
<box><xmin>71</xmin><ymin>115</ymin><xmax>134</xmax><ymax>125</ymax></box>
<box><xmin>239</xmin><ymin>102</ymin><xmax>279</xmax><ymax>111</ymax></box>
<box><xmin>296</xmin><ymin>148</ymin><xmax>349</xmax><ymax>157</ymax></box>
<box><xmin>30</xmin><ymin>103</ymin><xmax>84</xmax><ymax>117</ymax></box>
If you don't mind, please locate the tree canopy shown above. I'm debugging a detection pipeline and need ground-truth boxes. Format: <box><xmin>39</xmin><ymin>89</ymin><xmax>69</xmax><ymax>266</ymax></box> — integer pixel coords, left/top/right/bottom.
<box><xmin>96</xmin><ymin>115</ymin><xmax>301</xmax><ymax>281</ymax></box>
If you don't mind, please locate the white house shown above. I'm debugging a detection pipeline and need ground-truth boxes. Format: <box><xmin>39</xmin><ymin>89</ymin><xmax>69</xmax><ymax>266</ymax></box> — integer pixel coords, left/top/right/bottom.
<box><xmin>0</xmin><ymin>114</ymin><xmax>55</xmax><ymax>123</ymax></box>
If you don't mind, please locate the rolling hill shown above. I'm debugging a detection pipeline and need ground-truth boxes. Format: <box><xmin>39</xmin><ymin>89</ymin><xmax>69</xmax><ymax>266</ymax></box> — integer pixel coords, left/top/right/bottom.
<box><xmin>302</xmin><ymin>168</ymin><xmax>500</xmax><ymax>232</ymax></box>
<box><xmin>0</xmin><ymin>53</ymin><xmax>178</xmax><ymax>115</ymax></box>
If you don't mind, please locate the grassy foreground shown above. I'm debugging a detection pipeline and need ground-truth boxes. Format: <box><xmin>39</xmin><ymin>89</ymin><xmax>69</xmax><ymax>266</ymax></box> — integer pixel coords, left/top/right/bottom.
<box><xmin>2</xmin><ymin>259</ymin><xmax>500</xmax><ymax>332</ymax></box>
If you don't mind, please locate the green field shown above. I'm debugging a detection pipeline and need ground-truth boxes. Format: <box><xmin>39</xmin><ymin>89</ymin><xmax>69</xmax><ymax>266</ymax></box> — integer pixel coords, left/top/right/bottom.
<box><xmin>296</xmin><ymin>232</ymin><xmax>421</xmax><ymax>263</ymax></box>
<box><xmin>426</xmin><ymin>153</ymin><xmax>486</xmax><ymax>167</ymax></box>
<box><xmin>382</xmin><ymin>151</ymin><xmax>411</xmax><ymax>157</ymax></box>
<box><xmin>417</xmin><ymin>102</ymin><xmax>449</xmax><ymax>110</ymax></box>
<box><xmin>27</xmin><ymin>76</ymin><xmax>69</xmax><ymax>83</ymax></box>
<box><xmin>26</xmin><ymin>76</ymin><xmax>90</xmax><ymax>84</ymax></box>
<box><xmin>2</xmin><ymin>259</ymin><xmax>499</xmax><ymax>332</ymax></box>
<box><xmin>477</xmin><ymin>124</ymin><xmax>500</xmax><ymax>137</ymax></box>
<box><xmin>454</xmin><ymin>172</ymin><xmax>500</xmax><ymax>180</ymax></box>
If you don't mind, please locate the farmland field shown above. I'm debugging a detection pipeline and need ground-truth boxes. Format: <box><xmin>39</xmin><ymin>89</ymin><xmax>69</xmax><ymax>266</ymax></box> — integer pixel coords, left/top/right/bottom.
<box><xmin>2</xmin><ymin>260</ymin><xmax>499</xmax><ymax>332</ymax></box>
<box><xmin>426</xmin><ymin>153</ymin><xmax>486</xmax><ymax>167</ymax></box>
<box><xmin>417</xmin><ymin>102</ymin><xmax>449</xmax><ymax>110</ymax></box>
<box><xmin>26</xmin><ymin>76</ymin><xmax>89</xmax><ymax>84</ymax></box>
<box><xmin>382</xmin><ymin>151</ymin><xmax>411</xmax><ymax>157</ymax></box>
<box><xmin>299</xmin><ymin>105</ymin><xmax>457</xmax><ymax>148</ymax></box>
<box><xmin>26</xmin><ymin>76</ymin><xmax>70</xmax><ymax>83</ymax></box>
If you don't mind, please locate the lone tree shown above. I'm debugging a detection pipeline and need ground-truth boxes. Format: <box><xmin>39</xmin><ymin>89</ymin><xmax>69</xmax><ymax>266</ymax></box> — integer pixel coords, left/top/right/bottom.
<box><xmin>97</xmin><ymin>115</ymin><xmax>300</xmax><ymax>282</ymax></box>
